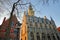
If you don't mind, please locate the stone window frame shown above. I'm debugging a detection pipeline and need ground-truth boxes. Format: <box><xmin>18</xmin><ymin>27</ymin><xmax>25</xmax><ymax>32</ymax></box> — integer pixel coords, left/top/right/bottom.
<box><xmin>36</xmin><ymin>32</ymin><xmax>40</xmax><ymax>40</ymax></box>
<box><xmin>30</xmin><ymin>32</ymin><xmax>34</xmax><ymax>40</ymax></box>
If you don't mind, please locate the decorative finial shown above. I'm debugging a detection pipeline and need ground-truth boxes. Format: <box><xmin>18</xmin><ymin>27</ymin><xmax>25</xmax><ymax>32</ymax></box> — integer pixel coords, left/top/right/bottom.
<box><xmin>44</xmin><ymin>16</ymin><xmax>47</xmax><ymax>19</ymax></box>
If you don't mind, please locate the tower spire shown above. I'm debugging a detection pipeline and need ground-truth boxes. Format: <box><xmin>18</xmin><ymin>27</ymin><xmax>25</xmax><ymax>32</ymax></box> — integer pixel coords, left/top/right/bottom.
<box><xmin>50</xmin><ymin>16</ymin><xmax>54</xmax><ymax>22</ymax></box>
<box><xmin>28</xmin><ymin>3</ymin><xmax>34</xmax><ymax>16</ymax></box>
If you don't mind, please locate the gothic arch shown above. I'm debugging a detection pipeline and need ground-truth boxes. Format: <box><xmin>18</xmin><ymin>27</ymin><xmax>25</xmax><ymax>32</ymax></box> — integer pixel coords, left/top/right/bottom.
<box><xmin>56</xmin><ymin>34</ymin><xmax>60</xmax><ymax>40</ymax></box>
<box><xmin>47</xmin><ymin>34</ymin><xmax>51</xmax><ymax>40</ymax></box>
<box><xmin>30</xmin><ymin>32</ymin><xmax>34</xmax><ymax>40</ymax></box>
<box><xmin>42</xmin><ymin>33</ymin><xmax>45</xmax><ymax>40</ymax></box>
<box><xmin>36</xmin><ymin>32</ymin><xmax>40</xmax><ymax>40</ymax></box>
<box><xmin>51</xmin><ymin>34</ymin><xmax>56</xmax><ymax>40</ymax></box>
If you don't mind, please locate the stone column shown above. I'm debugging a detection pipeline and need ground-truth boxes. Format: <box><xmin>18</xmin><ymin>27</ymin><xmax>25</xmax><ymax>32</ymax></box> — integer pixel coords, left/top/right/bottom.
<box><xmin>49</xmin><ymin>34</ymin><xmax>53</xmax><ymax>40</ymax></box>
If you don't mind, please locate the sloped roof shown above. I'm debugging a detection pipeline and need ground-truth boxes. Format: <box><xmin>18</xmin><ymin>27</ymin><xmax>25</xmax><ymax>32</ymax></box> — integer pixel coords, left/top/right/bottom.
<box><xmin>1</xmin><ymin>14</ymin><xmax>18</xmax><ymax>27</ymax></box>
<box><xmin>57</xmin><ymin>27</ymin><xmax>60</xmax><ymax>32</ymax></box>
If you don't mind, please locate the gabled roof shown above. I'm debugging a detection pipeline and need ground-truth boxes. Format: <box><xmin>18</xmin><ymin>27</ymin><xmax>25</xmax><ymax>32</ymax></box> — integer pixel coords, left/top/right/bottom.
<box><xmin>1</xmin><ymin>14</ymin><xmax>18</xmax><ymax>27</ymax></box>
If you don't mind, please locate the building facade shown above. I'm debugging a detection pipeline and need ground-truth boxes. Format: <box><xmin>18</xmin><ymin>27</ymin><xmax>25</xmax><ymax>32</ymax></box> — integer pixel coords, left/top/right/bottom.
<box><xmin>0</xmin><ymin>13</ymin><xmax>21</xmax><ymax>40</ymax></box>
<box><xmin>57</xmin><ymin>27</ymin><xmax>60</xmax><ymax>34</ymax></box>
<box><xmin>20</xmin><ymin>4</ymin><xmax>60</xmax><ymax>40</ymax></box>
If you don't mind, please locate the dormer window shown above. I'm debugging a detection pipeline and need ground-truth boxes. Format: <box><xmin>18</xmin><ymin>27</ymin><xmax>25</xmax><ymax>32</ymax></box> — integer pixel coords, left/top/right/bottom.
<box><xmin>10</xmin><ymin>21</ymin><xmax>14</xmax><ymax>27</ymax></box>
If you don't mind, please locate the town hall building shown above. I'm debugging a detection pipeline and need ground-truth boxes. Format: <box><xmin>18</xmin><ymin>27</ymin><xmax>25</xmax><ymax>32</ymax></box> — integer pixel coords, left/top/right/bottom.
<box><xmin>20</xmin><ymin>4</ymin><xmax>60</xmax><ymax>40</ymax></box>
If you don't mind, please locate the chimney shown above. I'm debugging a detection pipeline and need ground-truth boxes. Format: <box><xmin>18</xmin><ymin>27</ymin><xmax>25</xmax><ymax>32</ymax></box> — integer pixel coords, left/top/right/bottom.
<box><xmin>3</xmin><ymin>17</ymin><xmax>6</xmax><ymax>23</ymax></box>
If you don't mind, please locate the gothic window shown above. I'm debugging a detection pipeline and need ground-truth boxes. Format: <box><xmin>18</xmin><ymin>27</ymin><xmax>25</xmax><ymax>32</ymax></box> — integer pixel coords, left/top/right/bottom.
<box><xmin>50</xmin><ymin>21</ymin><xmax>51</xmax><ymax>24</ymax></box>
<box><xmin>30</xmin><ymin>32</ymin><xmax>34</xmax><ymax>40</ymax></box>
<box><xmin>53</xmin><ymin>35</ymin><xmax>56</xmax><ymax>40</ymax></box>
<box><xmin>49</xmin><ymin>24</ymin><xmax>51</xmax><ymax>29</ymax></box>
<box><xmin>40</xmin><ymin>23</ymin><xmax>42</xmax><ymax>28</ymax></box>
<box><xmin>42</xmin><ymin>33</ymin><xmax>45</xmax><ymax>40</ymax></box>
<box><xmin>47</xmin><ymin>34</ymin><xmax>51</xmax><ymax>40</ymax></box>
<box><xmin>30</xmin><ymin>22</ymin><xmax>32</xmax><ymax>26</ymax></box>
<box><xmin>35</xmin><ymin>22</ymin><xmax>37</xmax><ymax>27</ymax></box>
<box><xmin>45</xmin><ymin>19</ymin><xmax>48</xmax><ymax>24</ymax></box>
<box><xmin>45</xmin><ymin>24</ymin><xmax>47</xmax><ymax>29</ymax></box>
<box><xmin>37</xmin><ymin>18</ymin><xmax>39</xmax><ymax>22</ymax></box>
<box><xmin>56</xmin><ymin>34</ymin><xmax>60</xmax><ymax>40</ymax></box>
<box><xmin>36</xmin><ymin>32</ymin><xmax>40</xmax><ymax>40</ymax></box>
<box><xmin>33</xmin><ymin>19</ymin><xmax>34</xmax><ymax>22</ymax></box>
<box><xmin>42</xmin><ymin>19</ymin><xmax>44</xmax><ymax>23</ymax></box>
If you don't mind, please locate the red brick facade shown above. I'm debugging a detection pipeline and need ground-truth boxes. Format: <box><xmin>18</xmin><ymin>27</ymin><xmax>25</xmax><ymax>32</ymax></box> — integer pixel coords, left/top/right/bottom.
<box><xmin>57</xmin><ymin>27</ymin><xmax>60</xmax><ymax>32</ymax></box>
<box><xmin>0</xmin><ymin>14</ymin><xmax>19</xmax><ymax>40</ymax></box>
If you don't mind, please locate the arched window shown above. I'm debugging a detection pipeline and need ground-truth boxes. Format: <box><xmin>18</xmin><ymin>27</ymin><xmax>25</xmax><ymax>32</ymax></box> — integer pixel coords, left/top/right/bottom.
<box><xmin>47</xmin><ymin>34</ymin><xmax>51</xmax><ymax>40</ymax></box>
<box><xmin>30</xmin><ymin>22</ymin><xmax>32</xmax><ymax>26</ymax></box>
<box><xmin>36</xmin><ymin>32</ymin><xmax>40</xmax><ymax>40</ymax></box>
<box><xmin>35</xmin><ymin>22</ymin><xmax>37</xmax><ymax>27</ymax></box>
<box><xmin>42</xmin><ymin>33</ymin><xmax>45</xmax><ymax>40</ymax></box>
<box><xmin>40</xmin><ymin>23</ymin><xmax>42</xmax><ymax>28</ymax></box>
<box><xmin>56</xmin><ymin>34</ymin><xmax>60</xmax><ymax>40</ymax></box>
<box><xmin>53</xmin><ymin>35</ymin><xmax>56</xmax><ymax>40</ymax></box>
<box><xmin>30</xmin><ymin>32</ymin><xmax>34</xmax><ymax>40</ymax></box>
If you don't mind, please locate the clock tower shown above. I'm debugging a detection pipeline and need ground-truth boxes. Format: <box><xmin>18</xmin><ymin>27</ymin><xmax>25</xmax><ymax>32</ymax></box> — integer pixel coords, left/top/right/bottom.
<box><xmin>28</xmin><ymin>4</ymin><xmax>34</xmax><ymax>16</ymax></box>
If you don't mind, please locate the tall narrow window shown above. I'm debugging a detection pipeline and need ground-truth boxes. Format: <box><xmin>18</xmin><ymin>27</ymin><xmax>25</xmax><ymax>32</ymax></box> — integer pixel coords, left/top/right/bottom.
<box><xmin>36</xmin><ymin>32</ymin><xmax>40</xmax><ymax>40</ymax></box>
<box><xmin>40</xmin><ymin>23</ymin><xmax>42</xmax><ymax>28</ymax></box>
<box><xmin>42</xmin><ymin>33</ymin><xmax>45</xmax><ymax>40</ymax></box>
<box><xmin>46</xmin><ymin>19</ymin><xmax>48</xmax><ymax>24</ymax></box>
<box><xmin>45</xmin><ymin>24</ymin><xmax>47</xmax><ymax>29</ymax></box>
<box><xmin>56</xmin><ymin>34</ymin><xmax>60</xmax><ymax>40</ymax></box>
<box><xmin>30</xmin><ymin>22</ymin><xmax>32</xmax><ymax>26</ymax></box>
<box><xmin>53</xmin><ymin>35</ymin><xmax>56</xmax><ymax>40</ymax></box>
<box><xmin>42</xmin><ymin>18</ymin><xmax>44</xmax><ymax>23</ymax></box>
<box><xmin>35</xmin><ymin>22</ymin><xmax>37</xmax><ymax>27</ymax></box>
<box><xmin>47</xmin><ymin>34</ymin><xmax>51</xmax><ymax>40</ymax></box>
<box><xmin>30</xmin><ymin>32</ymin><xmax>34</xmax><ymax>40</ymax></box>
<box><xmin>49</xmin><ymin>24</ymin><xmax>51</xmax><ymax>29</ymax></box>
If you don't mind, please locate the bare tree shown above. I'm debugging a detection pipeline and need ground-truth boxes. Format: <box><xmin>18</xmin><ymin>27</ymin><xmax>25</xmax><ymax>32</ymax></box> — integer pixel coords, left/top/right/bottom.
<box><xmin>5</xmin><ymin>0</ymin><xmax>30</xmax><ymax>40</ymax></box>
<box><xmin>5</xmin><ymin>0</ymin><xmax>21</xmax><ymax>40</ymax></box>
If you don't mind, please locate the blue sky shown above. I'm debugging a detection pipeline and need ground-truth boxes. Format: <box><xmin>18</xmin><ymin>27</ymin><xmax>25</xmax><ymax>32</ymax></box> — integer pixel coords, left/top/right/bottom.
<box><xmin>0</xmin><ymin>0</ymin><xmax>60</xmax><ymax>27</ymax></box>
<box><xmin>31</xmin><ymin>0</ymin><xmax>60</xmax><ymax>27</ymax></box>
